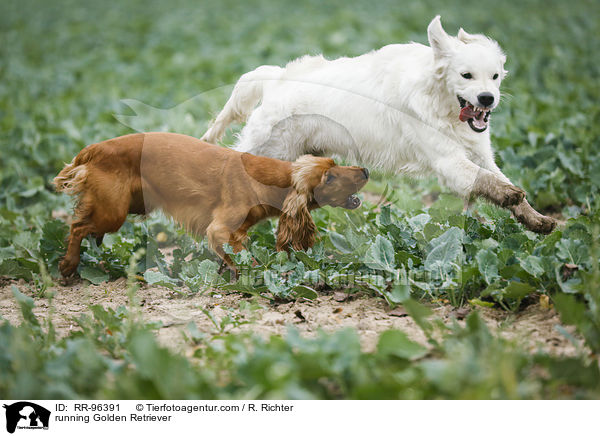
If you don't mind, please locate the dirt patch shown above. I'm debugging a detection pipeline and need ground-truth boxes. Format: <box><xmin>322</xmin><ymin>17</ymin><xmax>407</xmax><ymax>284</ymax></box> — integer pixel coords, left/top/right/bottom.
<box><xmin>0</xmin><ymin>279</ymin><xmax>583</xmax><ymax>356</ymax></box>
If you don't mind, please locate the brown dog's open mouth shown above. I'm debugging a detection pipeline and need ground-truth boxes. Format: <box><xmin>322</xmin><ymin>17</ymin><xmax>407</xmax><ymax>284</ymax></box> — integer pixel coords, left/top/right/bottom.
<box><xmin>344</xmin><ymin>194</ymin><xmax>362</xmax><ymax>209</ymax></box>
<box><xmin>458</xmin><ymin>96</ymin><xmax>491</xmax><ymax>133</ymax></box>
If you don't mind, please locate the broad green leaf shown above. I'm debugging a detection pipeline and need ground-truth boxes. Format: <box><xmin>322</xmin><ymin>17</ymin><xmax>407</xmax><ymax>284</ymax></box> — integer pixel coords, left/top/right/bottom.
<box><xmin>475</xmin><ymin>248</ymin><xmax>499</xmax><ymax>284</ymax></box>
<box><xmin>363</xmin><ymin>235</ymin><xmax>396</xmax><ymax>272</ymax></box>
<box><xmin>553</xmin><ymin>293</ymin><xmax>587</xmax><ymax>326</ymax></box>
<box><xmin>402</xmin><ymin>299</ymin><xmax>434</xmax><ymax>336</ymax></box>
<box><xmin>407</xmin><ymin>213</ymin><xmax>431</xmax><ymax>232</ymax></box>
<box><xmin>13</xmin><ymin>231</ymin><xmax>40</xmax><ymax>258</ymax></box>
<box><xmin>429</xmin><ymin>194</ymin><xmax>464</xmax><ymax>222</ymax></box>
<box><xmin>40</xmin><ymin>219</ymin><xmax>69</xmax><ymax>270</ymax></box>
<box><xmin>196</xmin><ymin>259</ymin><xmax>220</xmax><ymax>284</ymax></box>
<box><xmin>293</xmin><ymin>251</ymin><xmax>319</xmax><ymax>269</ymax></box>
<box><xmin>11</xmin><ymin>285</ymin><xmax>40</xmax><ymax>329</ymax></box>
<box><xmin>329</xmin><ymin>231</ymin><xmax>352</xmax><ymax>253</ymax></box>
<box><xmin>263</xmin><ymin>270</ymin><xmax>288</xmax><ymax>297</ymax></box>
<box><xmin>251</xmin><ymin>245</ymin><xmax>271</xmax><ymax>265</ymax></box>
<box><xmin>377</xmin><ymin>330</ymin><xmax>428</xmax><ymax>360</ymax></box>
<box><xmin>0</xmin><ymin>259</ymin><xmax>34</xmax><ymax>280</ymax></box>
<box><xmin>143</xmin><ymin>270</ymin><xmax>177</xmax><ymax>289</ymax></box>
<box><xmin>0</xmin><ymin>246</ymin><xmax>15</xmax><ymax>261</ymax></box>
<box><xmin>387</xmin><ymin>272</ymin><xmax>410</xmax><ymax>303</ymax></box>
<box><xmin>424</xmin><ymin>227</ymin><xmax>463</xmax><ymax>272</ymax></box>
<box><xmin>378</xmin><ymin>205</ymin><xmax>393</xmax><ymax>226</ymax></box>
<box><xmin>556</xmin><ymin>239</ymin><xmax>589</xmax><ymax>267</ymax></box>
<box><xmin>520</xmin><ymin>255</ymin><xmax>545</xmax><ymax>277</ymax></box>
<box><xmin>557</xmin><ymin>150</ymin><xmax>583</xmax><ymax>176</ymax></box>
<box><xmin>423</xmin><ymin>222</ymin><xmax>443</xmax><ymax>241</ymax></box>
<box><xmin>503</xmin><ymin>281</ymin><xmax>535</xmax><ymax>300</ymax></box>
<box><xmin>220</xmin><ymin>282</ymin><xmax>270</xmax><ymax>298</ymax></box>
<box><xmin>292</xmin><ymin>285</ymin><xmax>318</xmax><ymax>300</ymax></box>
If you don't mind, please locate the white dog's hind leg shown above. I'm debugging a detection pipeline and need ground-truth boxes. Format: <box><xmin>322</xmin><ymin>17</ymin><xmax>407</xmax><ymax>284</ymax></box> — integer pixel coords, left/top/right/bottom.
<box><xmin>234</xmin><ymin>106</ymin><xmax>292</xmax><ymax>159</ymax></box>
<box><xmin>236</xmin><ymin>112</ymin><xmax>359</xmax><ymax>161</ymax></box>
<box><xmin>202</xmin><ymin>65</ymin><xmax>283</xmax><ymax>144</ymax></box>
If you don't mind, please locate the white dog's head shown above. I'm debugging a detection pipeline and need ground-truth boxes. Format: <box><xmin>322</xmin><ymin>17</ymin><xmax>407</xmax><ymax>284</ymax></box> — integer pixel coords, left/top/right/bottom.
<box><xmin>427</xmin><ymin>16</ymin><xmax>507</xmax><ymax>133</ymax></box>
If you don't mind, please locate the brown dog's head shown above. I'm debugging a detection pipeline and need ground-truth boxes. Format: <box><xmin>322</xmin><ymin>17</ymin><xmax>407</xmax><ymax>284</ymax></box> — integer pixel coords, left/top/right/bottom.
<box><xmin>313</xmin><ymin>163</ymin><xmax>369</xmax><ymax>209</ymax></box>
<box><xmin>276</xmin><ymin>155</ymin><xmax>369</xmax><ymax>252</ymax></box>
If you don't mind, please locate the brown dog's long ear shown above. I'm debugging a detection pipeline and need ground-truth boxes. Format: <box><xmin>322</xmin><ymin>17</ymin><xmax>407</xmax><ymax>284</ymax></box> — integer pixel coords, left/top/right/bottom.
<box><xmin>276</xmin><ymin>189</ymin><xmax>316</xmax><ymax>252</ymax></box>
<box><xmin>276</xmin><ymin>155</ymin><xmax>333</xmax><ymax>252</ymax></box>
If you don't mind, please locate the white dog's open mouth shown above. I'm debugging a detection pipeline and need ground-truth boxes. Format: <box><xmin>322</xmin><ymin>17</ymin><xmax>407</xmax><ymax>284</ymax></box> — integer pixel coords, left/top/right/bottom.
<box><xmin>457</xmin><ymin>96</ymin><xmax>491</xmax><ymax>133</ymax></box>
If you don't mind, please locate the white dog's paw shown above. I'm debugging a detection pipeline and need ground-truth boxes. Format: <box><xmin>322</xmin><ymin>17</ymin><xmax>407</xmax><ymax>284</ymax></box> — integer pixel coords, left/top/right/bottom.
<box><xmin>511</xmin><ymin>200</ymin><xmax>557</xmax><ymax>234</ymax></box>
<box><xmin>498</xmin><ymin>184</ymin><xmax>526</xmax><ymax>208</ymax></box>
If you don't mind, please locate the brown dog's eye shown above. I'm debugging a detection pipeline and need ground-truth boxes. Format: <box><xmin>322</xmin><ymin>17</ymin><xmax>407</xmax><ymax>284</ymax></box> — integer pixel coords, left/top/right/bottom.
<box><xmin>326</xmin><ymin>173</ymin><xmax>335</xmax><ymax>184</ymax></box>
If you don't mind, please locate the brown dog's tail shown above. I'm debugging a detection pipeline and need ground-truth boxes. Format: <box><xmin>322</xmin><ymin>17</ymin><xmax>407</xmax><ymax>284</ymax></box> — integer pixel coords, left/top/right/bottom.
<box><xmin>53</xmin><ymin>146</ymin><xmax>93</xmax><ymax>195</ymax></box>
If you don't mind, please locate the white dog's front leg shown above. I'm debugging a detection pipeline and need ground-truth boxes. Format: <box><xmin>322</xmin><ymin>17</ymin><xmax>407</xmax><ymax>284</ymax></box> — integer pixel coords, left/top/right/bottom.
<box><xmin>432</xmin><ymin>155</ymin><xmax>525</xmax><ymax>207</ymax></box>
<box><xmin>469</xmin><ymin>147</ymin><xmax>556</xmax><ymax>233</ymax></box>
<box><xmin>472</xmin><ymin>146</ymin><xmax>512</xmax><ymax>184</ymax></box>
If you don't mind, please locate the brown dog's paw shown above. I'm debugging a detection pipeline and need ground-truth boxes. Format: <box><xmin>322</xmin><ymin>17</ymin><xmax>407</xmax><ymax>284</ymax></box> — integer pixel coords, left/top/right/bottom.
<box><xmin>59</xmin><ymin>275</ymin><xmax>79</xmax><ymax>286</ymax></box>
<box><xmin>223</xmin><ymin>266</ymin><xmax>239</xmax><ymax>282</ymax></box>
<box><xmin>217</xmin><ymin>260</ymin><xmax>238</xmax><ymax>281</ymax></box>
<box><xmin>59</xmin><ymin>258</ymin><xmax>78</xmax><ymax>278</ymax></box>
<box><xmin>499</xmin><ymin>184</ymin><xmax>526</xmax><ymax>208</ymax></box>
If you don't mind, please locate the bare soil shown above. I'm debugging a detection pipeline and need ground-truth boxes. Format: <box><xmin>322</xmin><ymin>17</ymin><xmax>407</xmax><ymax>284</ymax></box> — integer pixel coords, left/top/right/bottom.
<box><xmin>0</xmin><ymin>278</ymin><xmax>584</xmax><ymax>357</ymax></box>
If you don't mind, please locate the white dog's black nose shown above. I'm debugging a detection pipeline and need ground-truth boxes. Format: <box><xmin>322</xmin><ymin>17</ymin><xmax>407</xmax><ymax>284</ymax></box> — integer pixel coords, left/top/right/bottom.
<box><xmin>477</xmin><ymin>92</ymin><xmax>494</xmax><ymax>107</ymax></box>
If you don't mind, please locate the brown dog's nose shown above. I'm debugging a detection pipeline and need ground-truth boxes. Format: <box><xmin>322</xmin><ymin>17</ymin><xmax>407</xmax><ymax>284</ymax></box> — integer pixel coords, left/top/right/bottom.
<box><xmin>362</xmin><ymin>168</ymin><xmax>369</xmax><ymax>179</ymax></box>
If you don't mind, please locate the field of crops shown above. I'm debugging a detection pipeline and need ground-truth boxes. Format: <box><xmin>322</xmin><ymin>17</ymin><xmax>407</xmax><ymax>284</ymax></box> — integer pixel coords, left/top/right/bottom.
<box><xmin>1</xmin><ymin>0</ymin><xmax>599</xmax><ymax>399</ymax></box>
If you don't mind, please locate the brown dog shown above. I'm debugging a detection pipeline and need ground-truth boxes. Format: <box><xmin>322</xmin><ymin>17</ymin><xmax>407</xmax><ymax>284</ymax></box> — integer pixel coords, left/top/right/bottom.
<box><xmin>54</xmin><ymin>132</ymin><xmax>369</xmax><ymax>277</ymax></box>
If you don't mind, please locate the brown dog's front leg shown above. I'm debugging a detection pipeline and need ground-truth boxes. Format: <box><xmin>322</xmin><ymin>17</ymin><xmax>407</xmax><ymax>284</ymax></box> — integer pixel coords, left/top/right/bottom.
<box><xmin>207</xmin><ymin>221</ymin><xmax>240</xmax><ymax>279</ymax></box>
<box><xmin>217</xmin><ymin>258</ymin><xmax>239</xmax><ymax>281</ymax></box>
<box><xmin>509</xmin><ymin>200</ymin><xmax>556</xmax><ymax>234</ymax></box>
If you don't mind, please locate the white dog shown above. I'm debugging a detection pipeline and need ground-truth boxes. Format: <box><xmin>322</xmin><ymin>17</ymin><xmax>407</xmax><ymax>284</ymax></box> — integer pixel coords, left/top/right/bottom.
<box><xmin>202</xmin><ymin>16</ymin><xmax>555</xmax><ymax>233</ymax></box>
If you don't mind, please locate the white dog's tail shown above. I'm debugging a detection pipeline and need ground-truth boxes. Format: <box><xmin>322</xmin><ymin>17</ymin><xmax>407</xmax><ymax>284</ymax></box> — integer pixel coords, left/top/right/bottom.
<box><xmin>202</xmin><ymin>65</ymin><xmax>283</xmax><ymax>143</ymax></box>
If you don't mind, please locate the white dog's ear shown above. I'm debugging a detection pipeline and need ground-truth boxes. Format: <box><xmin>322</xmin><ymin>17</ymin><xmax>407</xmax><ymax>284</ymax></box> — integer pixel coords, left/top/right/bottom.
<box><xmin>428</xmin><ymin>15</ymin><xmax>453</xmax><ymax>59</ymax></box>
<box><xmin>457</xmin><ymin>28</ymin><xmax>474</xmax><ymax>43</ymax></box>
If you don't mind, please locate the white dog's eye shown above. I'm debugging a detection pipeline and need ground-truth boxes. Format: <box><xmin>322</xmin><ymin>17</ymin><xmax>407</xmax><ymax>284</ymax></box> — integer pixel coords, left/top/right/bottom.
<box><xmin>493</xmin><ymin>73</ymin><xmax>499</xmax><ymax>80</ymax></box>
<box><xmin>461</xmin><ymin>72</ymin><xmax>473</xmax><ymax>79</ymax></box>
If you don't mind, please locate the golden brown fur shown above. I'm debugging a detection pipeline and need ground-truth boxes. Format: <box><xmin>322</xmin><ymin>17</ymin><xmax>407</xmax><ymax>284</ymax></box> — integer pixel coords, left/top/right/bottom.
<box><xmin>54</xmin><ymin>132</ymin><xmax>368</xmax><ymax>277</ymax></box>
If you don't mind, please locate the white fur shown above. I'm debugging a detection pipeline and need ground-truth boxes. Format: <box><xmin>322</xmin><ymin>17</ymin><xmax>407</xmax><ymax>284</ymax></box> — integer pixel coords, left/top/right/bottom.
<box><xmin>202</xmin><ymin>16</ymin><xmax>511</xmax><ymax>197</ymax></box>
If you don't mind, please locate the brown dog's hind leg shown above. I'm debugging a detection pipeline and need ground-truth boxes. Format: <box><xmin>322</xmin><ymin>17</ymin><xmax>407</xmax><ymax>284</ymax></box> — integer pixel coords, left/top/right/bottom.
<box><xmin>95</xmin><ymin>234</ymin><xmax>104</xmax><ymax>247</ymax></box>
<box><xmin>60</xmin><ymin>188</ymin><xmax>129</xmax><ymax>277</ymax></box>
<box><xmin>60</xmin><ymin>220</ymin><xmax>96</xmax><ymax>277</ymax></box>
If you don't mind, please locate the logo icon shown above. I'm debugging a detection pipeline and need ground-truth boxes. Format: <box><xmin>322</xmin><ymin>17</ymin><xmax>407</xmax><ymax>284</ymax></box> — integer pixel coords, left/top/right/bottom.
<box><xmin>2</xmin><ymin>402</ymin><xmax>50</xmax><ymax>434</ymax></box>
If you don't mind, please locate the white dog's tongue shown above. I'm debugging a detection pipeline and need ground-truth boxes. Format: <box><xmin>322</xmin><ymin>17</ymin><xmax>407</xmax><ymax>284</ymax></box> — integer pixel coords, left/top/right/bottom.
<box><xmin>459</xmin><ymin>105</ymin><xmax>487</xmax><ymax>129</ymax></box>
<box><xmin>459</xmin><ymin>105</ymin><xmax>478</xmax><ymax>122</ymax></box>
